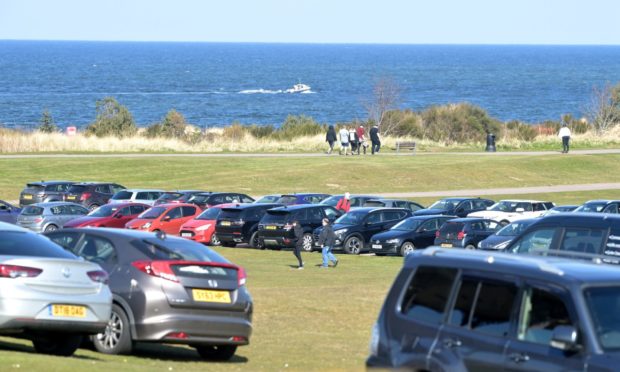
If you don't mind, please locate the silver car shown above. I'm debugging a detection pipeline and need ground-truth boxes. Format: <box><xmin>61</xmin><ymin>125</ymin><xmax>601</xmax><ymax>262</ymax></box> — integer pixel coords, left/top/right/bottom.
<box><xmin>109</xmin><ymin>189</ymin><xmax>165</xmax><ymax>206</ymax></box>
<box><xmin>17</xmin><ymin>202</ymin><xmax>89</xmax><ymax>233</ymax></box>
<box><xmin>0</xmin><ymin>222</ymin><xmax>112</xmax><ymax>356</ymax></box>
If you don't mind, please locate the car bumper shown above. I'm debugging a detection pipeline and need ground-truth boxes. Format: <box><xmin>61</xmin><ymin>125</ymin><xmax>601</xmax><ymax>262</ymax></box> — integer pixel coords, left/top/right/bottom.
<box><xmin>16</xmin><ymin>223</ymin><xmax>44</xmax><ymax>233</ymax></box>
<box><xmin>260</xmin><ymin>236</ymin><xmax>295</xmax><ymax>248</ymax></box>
<box><xmin>217</xmin><ymin>233</ymin><xmax>247</xmax><ymax>244</ymax></box>
<box><xmin>369</xmin><ymin>242</ymin><xmax>399</xmax><ymax>254</ymax></box>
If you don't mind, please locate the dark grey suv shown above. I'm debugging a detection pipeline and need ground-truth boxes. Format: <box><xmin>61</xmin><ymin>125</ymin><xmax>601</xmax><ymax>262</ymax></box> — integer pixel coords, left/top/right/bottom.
<box><xmin>45</xmin><ymin>228</ymin><xmax>252</xmax><ymax>361</ymax></box>
<box><xmin>64</xmin><ymin>182</ymin><xmax>126</xmax><ymax>211</ymax></box>
<box><xmin>19</xmin><ymin>180</ymin><xmax>75</xmax><ymax>206</ymax></box>
<box><xmin>368</xmin><ymin>248</ymin><xmax>620</xmax><ymax>371</ymax></box>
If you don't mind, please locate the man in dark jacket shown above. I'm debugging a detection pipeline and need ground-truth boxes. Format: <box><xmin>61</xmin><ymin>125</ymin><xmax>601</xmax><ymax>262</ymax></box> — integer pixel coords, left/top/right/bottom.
<box><xmin>370</xmin><ymin>124</ymin><xmax>381</xmax><ymax>155</ymax></box>
<box><xmin>325</xmin><ymin>125</ymin><xmax>337</xmax><ymax>154</ymax></box>
<box><xmin>292</xmin><ymin>220</ymin><xmax>304</xmax><ymax>269</ymax></box>
<box><xmin>317</xmin><ymin>218</ymin><xmax>339</xmax><ymax>268</ymax></box>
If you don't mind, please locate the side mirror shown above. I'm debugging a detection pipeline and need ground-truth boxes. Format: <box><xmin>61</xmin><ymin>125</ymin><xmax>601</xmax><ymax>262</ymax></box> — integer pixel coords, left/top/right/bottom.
<box><xmin>550</xmin><ymin>325</ymin><xmax>580</xmax><ymax>351</ymax></box>
<box><xmin>163</xmin><ymin>215</ymin><xmax>171</xmax><ymax>222</ymax></box>
<box><xmin>516</xmin><ymin>208</ymin><xmax>525</xmax><ymax>213</ymax></box>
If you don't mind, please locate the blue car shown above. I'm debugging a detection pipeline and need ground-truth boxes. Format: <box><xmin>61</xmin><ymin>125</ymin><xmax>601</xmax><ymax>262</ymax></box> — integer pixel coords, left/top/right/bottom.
<box><xmin>276</xmin><ymin>193</ymin><xmax>331</xmax><ymax>205</ymax></box>
<box><xmin>477</xmin><ymin>218</ymin><xmax>538</xmax><ymax>250</ymax></box>
<box><xmin>0</xmin><ymin>200</ymin><xmax>21</xmax><ymax>224</ymax></box>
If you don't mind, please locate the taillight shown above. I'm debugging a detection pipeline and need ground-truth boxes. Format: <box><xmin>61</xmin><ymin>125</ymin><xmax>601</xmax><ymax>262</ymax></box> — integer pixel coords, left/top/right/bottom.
<box><xmin>132</xmin><ymin>261</ymin><xmax>178</xmax><ymax>282</ymax></box>
<box><xmin>237</xmin><ymin>266</ymin><xmax>247</xmax><ymax>286</ymax></box>
<box><xmin>435</xmin><ymin>230</ymin><xmax>440</xmax><ymax>238</ymax></box>
<box><xmin>0</xmin><ymin>264</ymin><xmax>42</xmax><ymax>278</ymax></box>
<box><xmin>457</xmin><ymin>231</ymin><xmax>466</xmax><ymax>240</ymax></box>
<box><xmin>33</xmin><ymin>217</ymin><xmax>43</xmax><ymax>223</ymax></box>
<box><xmin>80</xmin><ymin>192</ymin><xmax>92</xmax><ymax>201</ymax></box>
<box><xmin>87</xmin><ymin>270</ymin><xmax>109</xmax><ymax>284</ymax></box>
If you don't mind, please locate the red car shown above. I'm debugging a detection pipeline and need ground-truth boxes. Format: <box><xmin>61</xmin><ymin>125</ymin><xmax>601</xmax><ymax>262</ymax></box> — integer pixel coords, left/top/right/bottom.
<box><xmin>64</xmin><ymin>202</ymin><xmax>150</xmax><ymax>228</ymax></box>
<box><xmin>125</xmin><ymin>203</ymin><xmax>201</xmax><ymax>234</ymax></box>
<box><xmin>179</xmin><ymin>203</ymin><xmax>236</xmax><ymax>245</ymax></box>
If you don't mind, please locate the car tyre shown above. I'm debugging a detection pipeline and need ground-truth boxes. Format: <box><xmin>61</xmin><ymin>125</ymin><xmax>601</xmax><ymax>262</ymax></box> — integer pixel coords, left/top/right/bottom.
<box><xmin>210</xmin><ymin>234</ymin><xmax>221</xmax><ymax>246</ymax></box>
<box><xmin>89</xmin><ymin>204</ymin><xmax>100</xmax><ymax>212</ymax></box>
<box><xmin>195</xmin><ymin>345</ymin><xmax>237</xmax><ymax>361</ymax></box>
<box><xmin>399</xmin><ymin>241</ymin><xmax>416</xmax><ymax>256</ymax></box>
<box><xmin>465</xmin><ymin>244</ymin><xmax>476</xmax><ymax>250</ymax></box>
<box><xmin>301</xmin><ymin>233</ymin><xmax>314</xmax><ymax>252</ymax></box>
<box><xmin>44</xmin><ymin>224</ymin><xmax>58</xmax><ymax>232</ymax></box>
<box><xmin>344</xmin><ymin>235</ymin><xmax>363</xmax><ymax>255</ymax></box>
<box><xmin>249</xmin><ymin>231</ymin><xmax>264</xmax><ymax>249</ymax></box>
<box><xmin>92</xmin><ymin>304</ymin><xmax>133</xmax><ymax>355</ymax></box>
<box><xmin>32</xmin><ymin>333</ymin><xmax>83</xmax><ymax>356</ymax></box>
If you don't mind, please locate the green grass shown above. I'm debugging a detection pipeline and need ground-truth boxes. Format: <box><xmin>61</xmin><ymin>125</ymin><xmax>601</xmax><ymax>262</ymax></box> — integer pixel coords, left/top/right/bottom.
<box><xmin>1</xmin><ymin>153</ymin><xmax>620</xmax><ymax>200</ymax></box>
<box><xmin>0</xmin><ymin>248</ymin><xmax>402</xmax><ymax>371</ymax></box>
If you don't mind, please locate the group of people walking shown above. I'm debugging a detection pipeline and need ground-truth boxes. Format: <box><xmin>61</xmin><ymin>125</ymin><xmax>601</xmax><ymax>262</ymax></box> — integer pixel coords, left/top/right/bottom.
<box><xmin>325</xmin><ymin>124</ymin><xmax>381</xmax><ymax>155</ymax></box>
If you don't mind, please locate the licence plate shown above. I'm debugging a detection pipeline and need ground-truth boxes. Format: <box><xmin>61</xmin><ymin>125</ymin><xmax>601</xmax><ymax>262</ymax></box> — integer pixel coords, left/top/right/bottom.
<box><xmin>66</xmin><ymin>195</ymin><xmax>76</xmax><ymax>200</ymax></box>
<box><xmin>50</xmin><ymin>304</ymin><xmax>86</xmax><ymax>318</ymax></box>
<box><xmin>266</xmin><ymin>225</ymin><xmax>277</xmax><ymax>230</ymax></box>
<box><xmin>181</xmin><ymin>232</ymin><xmax>193</xmax><ymax>237</ymax></box>
<box><xmin>441</xmin><ymin>243</ymin><xmax>453</xmax><ymax>248</ymax></box>
<box><xmin>23</xmin><ymin>194</ymin><xmax>33</xmax><ymax>200</ymax></box>
<box><xmin>372</xmin><ymin>244</ymin><xmax>382</xmax><ymax>249</ymax></box>
<box><xmin>192</xmin><ymin>289</ymin><xmax>231</xmax><ymax>303</ymax></box>
<box><xmin>221</xmin><ymin>221</ymin><xmax>231</xmax><ymax>226</ymax></box>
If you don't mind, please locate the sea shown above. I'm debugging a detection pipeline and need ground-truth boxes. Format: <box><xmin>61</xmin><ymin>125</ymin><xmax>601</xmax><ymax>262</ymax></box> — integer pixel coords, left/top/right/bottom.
<box><xmin>1</xmin><ymin>41</ymin><xmax>620</xmax><ymax>129</ymax></box>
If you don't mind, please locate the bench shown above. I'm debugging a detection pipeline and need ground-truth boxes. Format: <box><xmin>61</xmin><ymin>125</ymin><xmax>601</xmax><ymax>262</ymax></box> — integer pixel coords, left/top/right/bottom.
<box><xmin>395</xmin><ymin>141</ymin><xmax>416</xmax><ymax>154</ymax></box>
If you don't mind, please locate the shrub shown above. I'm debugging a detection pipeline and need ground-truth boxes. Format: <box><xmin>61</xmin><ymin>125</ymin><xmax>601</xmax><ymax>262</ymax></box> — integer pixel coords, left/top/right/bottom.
<box><xmin>273</xmin><ymin>115</ymin><xmax>325</xmax><ymax>140</ymax></box>
<box><xmin>222</xmin><ymin>122</ymin><xmax>246</xmax><ymax>141</ymax></box>
<box><xmin>246</xmin><ymin>124</ymin><xmax>275</xmax><ymax>139</ymax></box>
<box><xmin>504</xmin><ymin>120</ymin><xmax>538</xmax><ymax>141</ymax></box>
<box><xmin>38</xmin><ymin>110</ymin><xmax>59</xmax><ymax>133</ymax></box>
<box><xmin>420</xmin><ymin>103</ymin><xmax>502</xmax><ymax>143</ymax></box>
<box><xmin>85</xmin><ymin>97</ymin><xmax>137</xmax><ymax>138</ymax></box>
<box><xmin>145</xmin><ymin>109</ymin><xmax>188</xmax><ymax>139</ymax></box>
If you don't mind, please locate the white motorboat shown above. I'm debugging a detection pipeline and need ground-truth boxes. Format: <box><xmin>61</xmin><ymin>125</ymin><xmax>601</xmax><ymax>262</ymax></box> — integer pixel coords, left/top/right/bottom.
<box><xmin>285</xmin><ymin>83</ymin><xmax>311</xmax><ymax>93</ymax></box>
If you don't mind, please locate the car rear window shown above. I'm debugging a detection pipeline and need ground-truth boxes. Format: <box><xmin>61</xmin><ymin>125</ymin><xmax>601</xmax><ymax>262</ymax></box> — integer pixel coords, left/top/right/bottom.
<box><xmin>439</xmin><ymin>222</ymin><xmax>464</xmax><ymax>235</ymax></box>
<box><xmin>277</xmin><ymin>196</ymin><xmax>298</xmax><ymax>205</ymax></box>
<box><xmin>67</xmin><ymin>185</ymin><xmax>86</xmax><ymax>193</ymax></box>
<box><xmin>262</xmin><ymin>210</ymin><xmax>292</xmax><ymax>223</ymax></box>
<box><xmin>0</xmin><ymin>232</ymin><xmax>77</xmax><ymax>258</ymax></box>
<box><xmin>26</xmin><ymin>184</ymin><xmax>45</xmax><ymax>191</ymax></box>
<box><xmin>196</xmin><ymin>207</ymin><xmax>222</xmax><ymax>220</ymax></box>
<box><xmin>112</xmin><ymin>191</ymin><xmax>133</xmax><ymax>200</ymax></box>
<box><xmin>401</xmin><ymin>266</ymin><xmax>457</xmax><ymax>324</ymax></box>
<box><xmin>132</xmin><ymin>238</ymin><xmax>228</xmax><ymax>262</ymax></box>
<box><xmin>219</xmin><ymin>209</ymin><xmax>244</xmax><ymax>220</ymax></box>
<box><xmin>21</xmin><ymin>206</ymin><xmax>44</xmax><ymax>215</ymax></box>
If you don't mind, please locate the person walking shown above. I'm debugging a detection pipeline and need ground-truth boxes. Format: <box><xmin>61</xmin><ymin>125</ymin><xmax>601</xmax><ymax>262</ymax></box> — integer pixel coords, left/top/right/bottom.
<box><xmin>292</xmin><ymin>220</ymin><xmax>304</xmax><ymax>269</ymax></box>
<box><xmin>325</xmin><ymin>125</ymin><xmax>337</xmax><ymax>154</ymax></box>
<box><xmin>336</xmin><ymin>192</ymin><xmax>351</xmax><ymax>213</ymax></box>
<box><xmin>558</xmin><ymin>123</ymin><xmax>572</xmax><ymax>153</ymax></box>
<box><xmin>370</xmin><ymin>124</ymin><xmax>381</xmax><ymax>155</ymax></box>
<box><xmin>348</xmin><ymin>127</ymin><xmax>359</xmax><ymax>155</ymax></box>
<box><xmin>317</xmin><ymin>218</ymin><xmax>339</xmax><ymax>268</ymax></box>
<box><xmin>339</xmin><ymin>126</ymin><xmax>350</xmax><ymax>155</ymax></box>
<box><xmin>356</xmin><ymin>124</ymin><xmax>367</xmax><ymax>155</ymax></box>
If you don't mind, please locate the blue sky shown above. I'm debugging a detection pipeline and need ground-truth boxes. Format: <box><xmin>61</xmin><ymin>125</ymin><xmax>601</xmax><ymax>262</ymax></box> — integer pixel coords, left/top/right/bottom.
<box><xmin>1</xmin><ymin>0</ymin><xmax>619</xmax><ymax>44</ymax></box>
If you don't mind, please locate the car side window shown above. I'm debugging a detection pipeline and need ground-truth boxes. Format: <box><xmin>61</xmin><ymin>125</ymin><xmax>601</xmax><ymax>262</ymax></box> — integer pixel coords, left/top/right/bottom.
<box><xmin>74</xmin><ymin>236</ymin><xmax>117</xmax><ymax>264</ymax></box>
<box><xmin>471</xmin><ymin>222</ymin><xmax>484</xmax><ymax>231</ymax></box>
<box><xmin>420</xmin><ymin>219</ymin><xmax>438</xmax><ymax>232</ymax></box>
<box><xmin>181</xmin><ymin>206</ymin><xmax>197</xmax><ymax>217</ymax></box>
<box><xmin>484</xmin><ymin>220</ymin><xmax>500</xmax><ymax>231</ymax></box>
<box><xmin>110</xmin><ymin>185</ymin><xmax>124</xmax><ymax>194</ymax></box>
<box><xmin>533</xmin><ymin>203</ymin><xmax>546</xmax><ymax>212</ymax></box>
<box><xmin>136</xmin><ymin>192</ymin><xmax>148</xmax><ymax>200</ymax></box>
<box><xmin>604</xmin><ymin>204</ymin><xmax>619</xmax><ymax>214</ymax></box>
<box><xmin>118</xmin><ymin>206</ymin><xmax>132</xmax><ymax>216</ymax></box>
<box><xmin>130</xmin><ymin>205</ymin><xmax>147</xmax><ymax>215</ymax></box>
<box><xmin>95</xmin><ymin>185</ymin><xmax>110</xmax><ymax>194</ymax></box>
<box><xmin>366</xmin><ymin>212</ymin><xmax>382</xmax><ymax>224</ymax></box>
<box><xmin>511</xmin><ymin>228</ymin><xmax>557</xmax><ymax>254</ymax></box>
<box><xmin>449</xmin><ymin>278</ymin><xmax>479</xmax><ymax>326</ymax></box>
<box><xmin>408</xmin><ymin>202</ymin><xmax>423</xmax><ymax>212</ymax></box>
<box><xmin>211</xmin><ymin>195</ymin><xmax>225</xmax><ymax>204</ymax></box>
<box><xmin>47</xmin><ymin>232</ymin><xmax>82</xmax><ymax>250</ymax></box>
<box><xmin>308</xmin><ymin>207</ymin><xmax>323</xmax><ymax>221</ymax></box>
<box><xmin>518</xmin><ymin>287</ymin><xmax>574</xmax><ymax>345</ymax></box>
<box><xmin>350</xmin><ymin>197</ymin><xmax>363</xmax><ymax>207</ymax></box>
<box><xmin>474</xmin><ymin>200</ymin><xmax>489</xmax><ymax>209</ymax></box>
<box><xmin>149</xmin><ymin>192</ymin><xmax>162</xmax><ymax>200</ymax></box>
<box><xmin>470</xmin><ymin>280</ymin><xmax>518</xmax><ymax>336</ymax></box>
<box><xmin>560</xmin><ymin>228</ymin><xmax>604</xmax><ymax>254</ymax></box>
<box><xmin>51</xmin><ymin>206</ymin><xmax>63</xmax><ymax>215</ymax></box>
<box><xmin>382</xmin><ymin>211</ymin><xmax>401</xmax><ymax>222</ymax></box>
<box><xmin>294</xmin><ymin>209</ymin><xmax>308</xmax><ymax>221</ymax></box>
<box><xmin>70</xmin><ymin>205</ymin><xmax>89</xmax><ymax>215</ymax></box>
<box><xmin>459</xmin><ymin>201</ymin><xmax>473</xmax><ymax>211</ymax></box>
<box><xmin>401</xmin><ymin>266</ymin><xmax>457</xmax><ymax>324</ymax></box>
<box><xmin>166</xmin><ymin>207</ymin><xmax>183</xmax><ymax>219</ymax></box>
<box><xmin>323</xmin><ymin>207</ymin><xmax>339</xmax><ymax>219</ymax></box>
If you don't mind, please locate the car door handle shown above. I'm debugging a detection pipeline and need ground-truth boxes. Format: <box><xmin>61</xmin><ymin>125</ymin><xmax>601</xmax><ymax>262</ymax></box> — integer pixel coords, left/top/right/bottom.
<box><xmin>509</xmin><ymin>353</ymin><xmax>530</xmax><ymax>364</ymax></box>
<box><xmin>443</xmin><ymin>338</ymin><xmax>462</xmax><ymax>348</ymax></box>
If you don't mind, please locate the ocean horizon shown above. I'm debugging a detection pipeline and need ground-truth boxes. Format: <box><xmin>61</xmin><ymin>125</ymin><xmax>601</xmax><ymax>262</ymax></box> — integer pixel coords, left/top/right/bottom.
<box><xmin>1</xmin><ymin>40</ymin><xmax>620</xmax><ymax>129</ymax></box>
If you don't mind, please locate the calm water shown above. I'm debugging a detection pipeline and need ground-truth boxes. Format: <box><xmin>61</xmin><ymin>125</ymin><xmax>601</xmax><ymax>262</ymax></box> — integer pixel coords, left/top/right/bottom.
<box><xmin>1</xmin><ymin>41</ymin><xmax>620</xmax><ymax>128</ymax></box>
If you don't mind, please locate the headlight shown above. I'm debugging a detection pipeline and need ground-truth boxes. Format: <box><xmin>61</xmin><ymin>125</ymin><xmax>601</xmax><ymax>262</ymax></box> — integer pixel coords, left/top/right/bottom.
<box><xmin>386</xmin><ymin>238</ymin><xmax>400</xmax><ymax>244</ymax></box>
<box><xmin>369</xmin><ymin>322</ymin><xmax>380</xmax><ymax>357</ymax></box>
<box><xmin>195</xmin><ymin>223</ymin><xmax>212</xmax><ymax>232</ymax></box>
<box><xmin>142</xmin><ymin>222</ymin><xmax>152</xmax><ymax>228</ymax></box>
<box><xmin>494</xmin><ymin>240</ymin><xmax>510</xmax><ymax>250</ymax></box>
<box><xmin>477</xmin><ymin>241</ymin><xmax>483</xmax><ymax>248</ymax></box>
<box><xmin>334</xmin><ymin>228</ymin><xmax>348</xmax><ymax>236</ymax></box>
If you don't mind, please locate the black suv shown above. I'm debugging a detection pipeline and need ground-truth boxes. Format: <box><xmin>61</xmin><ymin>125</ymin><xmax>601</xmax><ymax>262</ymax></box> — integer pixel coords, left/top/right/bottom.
<box><xmin>215</xmin><ymin>203</ymin><xmax>281</xmax><ymax>248</ymax></box>
<box><xmin>434</xmin><ymin>217</ymin><xmax>501</xmax><ymax>249</ymax></box>
<box><xmin>505</xmin><ymin>213</ymin><xmax>620</xmax><ymax>260</ymax></box>
<box><xmin>414</xmin><ymin>197</ymin><xmax>494</xmax><ymax>218</ymax></box>
<box><xmin>64</xmin><ymin>182</ymin><xmax>126</xmax><ymax>211</ymax></box>
<box><xmin>189</xmin><ymin>192</ymin><xmax>255</xmax><ymax>209</ymax></box>
<box><xmin>19</xmin><ymin>180</ymin><xmax>75</xmax><ymax>206</ymax></box>
<box><xmin>313</xmin><ymin>207</ymin><xmax>412</xmax><ymax>254</ymax></box>
<box><xmin>370</xmin><ymin>215</ymin><xmax>454</xmax><ymax>256</ymax></box>
<box><xmin>257</xmin><ymin>204</ymin><xmax>341</xmax><ymax>251</ymax></box>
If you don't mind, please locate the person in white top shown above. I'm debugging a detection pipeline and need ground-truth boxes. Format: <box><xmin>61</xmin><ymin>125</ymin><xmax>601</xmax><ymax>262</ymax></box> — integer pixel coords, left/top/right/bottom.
<box><xmin>339</xmin><ymin>127</ymin><xmax>350</xmax><ymax>155</ymax></box>
<box><xmin>558</xmin><ymin>124</ymin><xmax>572</xmax><ymax>153</ymax></box>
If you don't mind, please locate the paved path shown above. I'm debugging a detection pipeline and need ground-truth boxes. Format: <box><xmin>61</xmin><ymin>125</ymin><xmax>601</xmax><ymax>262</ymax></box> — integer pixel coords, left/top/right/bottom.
<box><xmin>1</xmin><ymin>149</ymin><xmax>619</xmax><ymax>159</ymax></box>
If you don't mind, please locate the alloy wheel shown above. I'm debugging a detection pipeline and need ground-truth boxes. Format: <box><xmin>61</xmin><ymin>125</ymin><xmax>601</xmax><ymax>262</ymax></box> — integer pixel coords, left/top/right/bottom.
<box><xmin>98</xmin><ymin>311</ymin><xmax>123</xmax><ymax>350</ymax></box>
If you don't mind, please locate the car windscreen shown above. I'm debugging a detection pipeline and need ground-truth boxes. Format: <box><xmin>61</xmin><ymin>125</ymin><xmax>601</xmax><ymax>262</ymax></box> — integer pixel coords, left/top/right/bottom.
<box><xmin>391</xmin><ymin>218</ymin><xmax>422</xmax><ymax>231</ymax></box>
<box><xmin>138</xmin><ymin>207</ymin><xmax>166</xmax><ymax>219</ymax></box>
<box><xmin>0</xmin><ymin>231</ymin><xmax>77</xmax><ymax>258</ymax></box>
<box><xmin>277</xmin><ymin>196</ymin><xmax>298</xmax><ymax>205</ymax></box>
<box><xmin>89</xmin><ymin>204</ymin><xmax>120</xmax><ymax>217</ymax></box>
<box><xmin>261</xmin><ymin>210</ymin><xmax>292</xmax><ymax>223</ymax></box>
<box><xmin>111</xmin><ymin>191</ymin><xmax>133</xmax><ymax>200</ymax></box>
<box><xmin>189</xmin><ymin>194</ymin><xmax>210</xmax><ymax>203</ymax></box>
<box><xmin>133</xmin><ymin>238</ymin><xmax>228</xmax><ymax>263</ymax></box>
<box><xmin>496</xmin><ymin>220</ymin><xmax>536</xmax><ymax>236</ymax></box>
<box><xmin>575</xmin><ymin>202</ymin><xmax>607</xmax><ymax>213</ymax></box>
<box><xmin>335</xmin><ymin>210</ymin><xmax>367</xmax><ymax>225</ymax></box>
<box><xmin>429</xmin><ymin>199</ymin><xmax>459</xmax><ymax>211</ymax></box>
<box><xmin>21</xmin><ymin>206</ymin><xmax>44</xmax><ymax>216</ymax></box>
<box><xmin>488</xmin><ymin>201</ymin><xmax>532</xmax><ymax>212</ymax></box>
<box><xmin>67</xmin><ymin>185</ymin><xmax>87</xmax><ymax>193</ymax></box>
<box><xmin>219</xmin><ymin>209</ymin><xmax>244</xmax><ymax>220</ymax></box>
<box><xmin>196</xmin><ymin>207</ymin><xmax>222</xmax><ymax>220</ymax></box>
<box><xmin>320</xmin><ymin>196</ymin><xmax>340</xmax><ymax>206</ymax></box>
<box><xmin>584</xmin><ymin>286</ymin><xmax>620</xmax><ymax>351</ymax></box>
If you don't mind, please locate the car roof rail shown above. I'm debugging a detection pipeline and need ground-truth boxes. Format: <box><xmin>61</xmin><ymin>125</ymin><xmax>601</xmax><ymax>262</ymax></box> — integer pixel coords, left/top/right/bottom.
<box><xmin>524</xmin><ymin>250</ymin><xmax>620</xmax><ymax>266</ymax></box>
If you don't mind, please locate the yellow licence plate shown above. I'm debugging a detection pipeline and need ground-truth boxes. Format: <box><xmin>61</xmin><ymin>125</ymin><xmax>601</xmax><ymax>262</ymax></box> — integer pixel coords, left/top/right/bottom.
<box><xmin>23</xmin><ymin>194</ymin><xmax>32</xmax><ymax>200</ymax></box>
<box><xmin>221</xmin><ymin>221</ymin><xmax>231</xmax><ymax>226</ymax></box>
<box><xmin>51</xmin><ymin>305</ymin><xmax>86</xmax><ymax>318</ymax></box>
<box><xmin>192</xmin><ymin>289</ymin><xmax>231</xmax><ymax>303</ymax></box>
<box><xmin>441</xmin><ymin>243</ymin><xmax>453</xmax><ymax>248</ymax></box>
<box><xmin>266</xmin><ymin>225</ymin><xmax>277</xmax><ymax>230</ymax></box>
<box><xmin>66</xmin><ymin>196</ymin><xmax>76</xmax><ymax>200</ymax></box>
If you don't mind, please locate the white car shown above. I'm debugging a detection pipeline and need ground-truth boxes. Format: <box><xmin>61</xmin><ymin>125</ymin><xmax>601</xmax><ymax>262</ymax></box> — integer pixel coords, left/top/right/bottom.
<box><xmin>467</xmin><ymin>199</ymin><xmax>555</xmax><ymax>225</ymax></box>
<box><xmin>108</xmin><ymin>189</ymin><xmax>164</xmax><ymax>206</ymax></box>
<box><xmin>0</xmin><ymin>222</ymin><xmax>112</xmax><ymax>356</ymax></box>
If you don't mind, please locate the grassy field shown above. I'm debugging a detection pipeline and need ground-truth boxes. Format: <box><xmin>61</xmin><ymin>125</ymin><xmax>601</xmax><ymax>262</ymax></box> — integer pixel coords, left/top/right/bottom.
<box><xmin>0</xmin><ymin>248</ymin><xmax>402</xmax><ymax>371</ymax></box>
<box><xmin>1</xmin><ymin>153</ymin><xmax>620</xmax><ymax>201</ymax></box>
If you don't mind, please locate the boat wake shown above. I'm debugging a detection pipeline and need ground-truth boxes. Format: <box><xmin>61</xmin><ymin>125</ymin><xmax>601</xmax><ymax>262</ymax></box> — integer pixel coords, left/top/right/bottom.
<box><xmin>238</xmin><ymin>88</ymin><xmax>316</xmax><ymax>94</ymax></box>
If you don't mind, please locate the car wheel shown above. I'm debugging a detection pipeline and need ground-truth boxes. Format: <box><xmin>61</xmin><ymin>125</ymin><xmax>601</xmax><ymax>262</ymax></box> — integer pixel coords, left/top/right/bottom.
<box><xmin>44</xmin><ymin>224</ymin><xmax>58</xmax><ymax>232</ymax></box>
<box><xmin>195</xmin><ymin>345</ymin><xmax>237</xmax><ymax>361</ymax></box>
<box><xmin>344</xmin><ymin>236</ymin><xmax>363</xmax><ymax>255</ymax></box>
<box><xmin>465</xmin><ymin>244</ymin><xmax>476</xmax><ymax>250</ymax></box>
<box><xmin>399</xmin><ymin>242</ymin><xmax>416</xmax><ymax>256</ymax></box>
<box><xmin>92</xmin><ymin>304</ymin><xmax>133</xmax><ymax>355</ymax></box>
<box><xmin>32</xmin><ymin>333</ymin><xmax>83</xmax><ymax>356</ymax></box>
<box><xmin>210</xmin><ymin>234</ymin><xmax>221</xmax><ymax>246</ymax></box>
<box><xmin>89</xmin><ymin>204</ymin><xmax>100</xmax><ymax>212</ymax></box>
<box><xmin>250</xmin><ymin>231</ymin><xmax>263</xmax><ymax>249</ymax></box>
<box><xmin>302</xmin><ymin>233</ymin><xmax>314</xmax><ymax>252</ymax></box>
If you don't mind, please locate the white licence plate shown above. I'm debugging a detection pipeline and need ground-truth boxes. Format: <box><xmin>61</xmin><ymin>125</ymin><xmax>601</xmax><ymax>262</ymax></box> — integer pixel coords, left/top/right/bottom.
<box><xmin>372</xmin><ymin>244</ymin><xmax>382</xmax><ymax>249</ymax></box>
<box><xmin>181</xmin><ymin>232</ymin><xmax>193</xmax><ymax>237</ymax></box>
